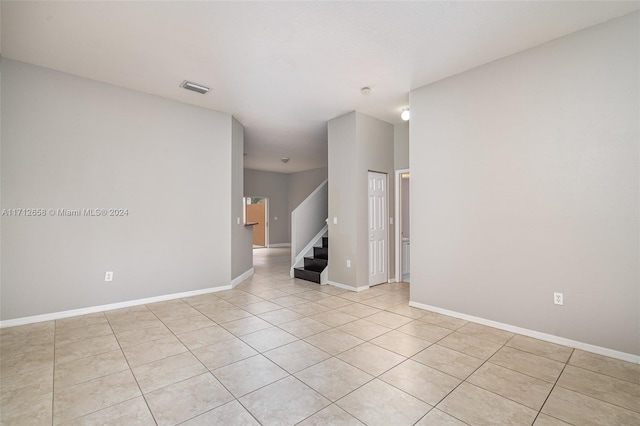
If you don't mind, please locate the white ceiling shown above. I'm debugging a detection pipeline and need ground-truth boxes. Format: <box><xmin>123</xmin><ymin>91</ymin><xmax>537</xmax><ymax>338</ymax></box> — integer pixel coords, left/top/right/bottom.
<box><xmin>2</xmin><ymin>1</ymin><xmax>638</xmax><ymax>173</ymax></box>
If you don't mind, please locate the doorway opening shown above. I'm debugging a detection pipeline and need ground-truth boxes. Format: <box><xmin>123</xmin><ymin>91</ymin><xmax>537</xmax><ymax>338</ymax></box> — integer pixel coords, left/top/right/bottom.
<box><xmin>245</xmin><ymin>197</ymin><xmax>269</xmax><ymax>248</ymax></box>
<box><xmin>395</xmin><ymin>169</ymin><xmax>410</xmax><ymax>283</ymax></box>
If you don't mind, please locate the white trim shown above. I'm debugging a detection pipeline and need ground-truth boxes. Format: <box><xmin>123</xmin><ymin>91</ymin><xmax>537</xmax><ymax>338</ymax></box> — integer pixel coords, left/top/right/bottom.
<box><xmin>368</xmin><ymin>171</ymin><xmax>389</xmax><ymax>286</ymax></box>
<box><xmin>231</xmin><ymin>267</ymin><xmax>254</xmax><ymax>288</ymax></box>
<box><xmin>388</xmin><ymin>278</ymin><xmax>397</xmax><ymax>283</ymax></box>
<box><xmin>395</xmin><ymin>168</ymin><xmax>409</xmax><ymax>284</ymax></box>
<box><xmin>268</xmin><ymin>243</ymin><xmax>291</xmax><ymax>248</ymax></box>
<box><xmin>327</xmin><ymin>280</ymin><xmax>370</xmax><ymax>292</ymax></box>
<box><xmin>291</xmin><ymin>179</ymin><xmax>328</xmax><ymax>268</ymax></box>
<box><xmin>0</xmin><ymin>285</ymin><xmax>233</xmax><ymax>329</ymax></box>
<box><xmin>409</xmin><ymin>301</ymin><xmax>640</xmax><ymax>364</ymax></box>
<box><xmin>290</xmin><ymin>224</ymin><xmax>328</xmax><ymax>277</ymax></box>
<box><xmin>320</xmin><ymin>268</ymin><xmax>329</xmax><ymax>285</ymax></box>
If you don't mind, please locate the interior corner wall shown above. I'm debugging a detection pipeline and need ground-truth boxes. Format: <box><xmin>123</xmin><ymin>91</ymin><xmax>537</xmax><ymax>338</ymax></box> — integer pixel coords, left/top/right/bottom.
<box><xmin>231</xmin><ymin>118</ymin><xmax>253</xmax><ymax>279</ymax></box>
<box><xmin>243</xmin><ymin>169</ymin><xmax>289</xmax><ymax>245</ymax></box>
<box><xmin>394</xmin><ymin>122</ymin><xmax>409</xmax><ymax>171</ymax></box>
<box><xmin>328</xmin><ymin>111</ymin><xmax>394</xmax><ymax>288</ymax></box>
<box><xmin>0</xmin><ymin>59</ymin><xmax>234</xmax><ymax>320</ymax></box>
<box><xmin>410</xmin><ymin>12</ymin><xmax>639</xmax><ymax>356</ymax></box>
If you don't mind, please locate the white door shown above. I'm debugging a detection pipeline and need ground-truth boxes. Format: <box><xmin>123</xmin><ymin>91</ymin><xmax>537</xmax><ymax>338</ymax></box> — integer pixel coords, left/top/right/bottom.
<box><xmin>368</xmin><ymin>171</ymin><xmax>387</xmax><ymax>286</ymax></box>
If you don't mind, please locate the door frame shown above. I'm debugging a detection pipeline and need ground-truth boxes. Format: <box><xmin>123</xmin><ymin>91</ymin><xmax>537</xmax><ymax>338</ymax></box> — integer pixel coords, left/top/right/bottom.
<box><xmin>368</xmin><ymin>171</ymin><xmax>389</xmax><ymax>286</ymax></box>
<box><xmin>245</xmin><ymin>196</ymin><xmax>269</xmax><ymax>248</ymax></box>
<box><xmin>395</xmin><ymin>169</ymin><xmax>409</xmax><ymax>283</ymax></box>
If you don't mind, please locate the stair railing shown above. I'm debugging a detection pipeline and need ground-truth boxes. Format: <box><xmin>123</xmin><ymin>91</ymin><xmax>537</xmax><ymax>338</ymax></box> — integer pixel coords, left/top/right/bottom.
<box><xmin>290</xmin><ymin>179</ymin><xmax>328</xmax><ymax>276</ymax></box>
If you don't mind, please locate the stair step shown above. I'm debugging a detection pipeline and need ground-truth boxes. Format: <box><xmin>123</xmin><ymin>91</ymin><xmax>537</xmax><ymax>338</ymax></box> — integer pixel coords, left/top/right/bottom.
<box><xmin>322</xmin><ymin>236</ymin><xmax>328</xmax><ymax>248</ymax></box>
<box><xmin>304</xmin><ymin>257</ymin><xmax>327</xmax><ymax>272</ymax></box>
<box><xmin>294</xmin><ymin>267</ymin><xmax>321</xmax><ymax>284</ymax></box>
<box><xmin>313</xmin><ymin>246</ymin><xmax>328</xmax><ymax>260</ymax></box>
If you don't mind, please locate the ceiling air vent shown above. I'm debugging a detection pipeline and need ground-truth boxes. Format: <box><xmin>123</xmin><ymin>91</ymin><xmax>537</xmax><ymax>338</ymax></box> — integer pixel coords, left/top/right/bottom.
<box><xmin>180</xmin><ymin>81</ymin><xmax>210</xmax><ymax>94</ymax></box>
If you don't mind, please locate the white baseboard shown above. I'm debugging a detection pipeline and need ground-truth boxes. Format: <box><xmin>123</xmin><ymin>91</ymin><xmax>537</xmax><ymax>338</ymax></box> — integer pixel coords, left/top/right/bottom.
<box><xmin>409</xmin><ymin>301</ymin><xmax>640</xmax><ymax>364</ymax></box>
<box><xmin>327</xmin><ymin>280</ymin><xmax>370</xmax><ymax>292</ymax></box>
<box><xmin>388</xmin><ymin>278</ymin><xmax>397</xmax><ymax>283</ymax></box>
<box><xmin>0</xmin><ymin>284</ymin><xmax>235</xmax><ymax>329</ymax></box>
<box><xmin>231</xmin><ymin>268</ymin><xmax>254</xmax><ymax>288</ymax></box>
<box><xmin>269</xmin><ymin>243</ymin><xmax>291</xmax><ymax>248</ymax></box>
<box><xmin>320</xmin><ymin>268</ymin><xmax>328</xmax><ymax>285</ymax></box>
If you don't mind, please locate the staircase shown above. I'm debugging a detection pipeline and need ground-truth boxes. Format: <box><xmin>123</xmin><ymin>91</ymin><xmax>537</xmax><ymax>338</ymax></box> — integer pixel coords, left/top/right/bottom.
<box><xmin>293</xmin><ymin>236</ymin><xmax>328</xmax><ymax>284</ymax></box>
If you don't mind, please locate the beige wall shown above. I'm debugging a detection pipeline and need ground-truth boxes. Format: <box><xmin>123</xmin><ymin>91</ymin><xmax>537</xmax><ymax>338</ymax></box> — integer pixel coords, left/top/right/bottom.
<box><xmin>244</xmin><ymin>169</ymin><xmax>290</xmax><ymax>245</ymax></box>
<box><xmin>394</xmin><ymin>122</ymin><xmax>409</xmax><ymax>171</ymax></box>
<box><xmin>1</xmin><ymin>59</ymin><xmax>242</xmax><ymax>320</ymax></box>
<box><xmin>328</xmin><ymin>112</ymin><xmax>394</xmax><ymax>288</ymax></box>
<box><xmin>244</xmin><ymin>167</ymin><xmax>328</xmax><ymax>245</ymax></box>
<box><xmin>410</xmin><ymin>12</ymin><xmax>639</xmax><ymax>356</ymax></box>
<box><xmin>231</xmin><ymin>117</ymin><xmax>254</xmax><ymax>279</ymax></box>
<box><xmin>288</xmin><ymin>167</ymin><xmax>328</xmax><ymax>213</ymax></box>
<box><xmin>328</xmin><ymin>112</ymin><xmax>359</xmax><ymax>286</ymax></box>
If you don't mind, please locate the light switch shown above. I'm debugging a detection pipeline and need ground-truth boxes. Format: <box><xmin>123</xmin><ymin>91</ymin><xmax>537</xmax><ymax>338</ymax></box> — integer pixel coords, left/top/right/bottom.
<box><xmin>333</xmin><ymin>217</ymin><xmax>338</xmax><ymax>225</ymax></box>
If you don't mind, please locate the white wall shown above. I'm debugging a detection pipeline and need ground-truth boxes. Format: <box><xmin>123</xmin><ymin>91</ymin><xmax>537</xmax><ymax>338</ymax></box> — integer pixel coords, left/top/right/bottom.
<box><xmin>410</xmin><ymin>12</ymin><xmax>639</xmax><ymax>356</ymax></box>
<box><xmin>1</xmin><ymin>59</ymin><xmax>241</xmax><ymax>320</ymax></box>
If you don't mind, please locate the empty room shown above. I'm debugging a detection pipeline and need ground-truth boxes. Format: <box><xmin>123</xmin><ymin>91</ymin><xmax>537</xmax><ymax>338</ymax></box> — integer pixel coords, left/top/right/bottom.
<box><xmin>1</xmin><ymin>1</ymin><xmax>639</xmax><ymax>425</ymax></box>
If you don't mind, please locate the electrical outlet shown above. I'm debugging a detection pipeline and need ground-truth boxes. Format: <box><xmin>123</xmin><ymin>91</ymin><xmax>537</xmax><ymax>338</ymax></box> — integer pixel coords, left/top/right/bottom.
<box><xmin>554</xmin><ymin>292</ymin><xmax>563</xmax><ymax>305</ymax></box>
<box><xmin>105</xmin><ymin>271</ymin><xmax>113</xmax><ymax>282</ymax></box>
<box><xmin>346</xmin><ymin>260</ymin><xmax>351</xmax><ymax>268</ymax></box>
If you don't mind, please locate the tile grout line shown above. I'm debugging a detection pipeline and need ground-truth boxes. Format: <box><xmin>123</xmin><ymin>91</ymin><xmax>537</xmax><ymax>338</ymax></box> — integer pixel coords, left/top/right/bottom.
<box><xmin>51</xmin><ymin>313</ymin><xmax>156</xmax><ymax>425</ymax></box>
<box><xmin>552</xmin><ymin>362</ymin><xmax>640</xmax><ymax>415</ymax></box>
<box><xmin>106</xmin><ymin>309</ymin><xmax>160</xmax><ymax>426</ymax></box>
<box><xmin>421</xmin><ymin>332</ymin><xmax>513</xmax><ymax>422</ymax></box>
<box><xmin>51</xmin><ymin>320</ymin><xmax>57</xmax><ymax>426</ymax></box>
<box><xmin>530</xmin><ymin>347</ymin><xmax>574</xmax><ymax>425</ymax></box>
<box><xmin>174</xmin><ymin>295</ymin><xmax>295</xmax><ymax>426</ymax></box>
<box><xmin>22</xmin><ymin>270</ymin><xmax>638</xmax><ymax>426</ymax></box>
<box><xmin>149</xmin><ymin>299</ymin><xmax>236</xmax><ymax>424</ymax></box>
<box><xmin>222</xmin><ymin>283</ymin><xmax>413</xmax><ymax>425</ymax></box>
<box><xmin>283</xmin><ymin>316</ymin><xmax>415</xmax><ymax>424</ymax></box>
<box><xmin>3</xmin><ymin>276</ymin><xmax>393</xmax><ymax>423</ymax></box>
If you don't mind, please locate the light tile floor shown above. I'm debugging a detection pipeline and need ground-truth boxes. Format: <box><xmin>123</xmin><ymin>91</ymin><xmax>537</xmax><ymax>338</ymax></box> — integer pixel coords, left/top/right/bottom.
<box><xmin>1</xmin><ymin>248</ymin><xmax>640</xmax><ymax>425</ymax></box>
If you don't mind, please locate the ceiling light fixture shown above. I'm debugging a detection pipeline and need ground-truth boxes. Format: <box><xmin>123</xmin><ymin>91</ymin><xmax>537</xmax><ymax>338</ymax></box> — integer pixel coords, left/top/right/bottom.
<box><xmin>361</xmin><ymin>86</ymin><xmax>371</xmax><ymax>95</ymax></box>
<box><xmin>180</xmin><ymin>80</ymin><xmax>210</xmax><ymax>94</ymax></box>
<box><xmin>281</xmin><ymin>157</ymin><xmax>290</xmax><ymax>163</ymax></box>
<box><xmin>401</xmin><ymin>108</ymin><xmax>410</xmax><ymax>121</ymax></box>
